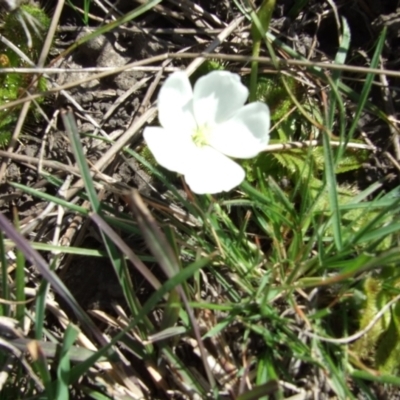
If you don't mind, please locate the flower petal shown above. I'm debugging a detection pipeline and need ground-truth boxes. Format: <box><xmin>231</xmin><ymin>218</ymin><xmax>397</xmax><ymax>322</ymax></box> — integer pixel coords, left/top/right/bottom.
<box><xmin>193</xmin><ymin>71</ymin><xmax>248</xmax><ymax>127</ymax></box>
<box><xmin>143</xmin><ymin>127</ymin><xmax>197</xmax><ymax>175</ymax></box>
<box><xmin>184</xmin><ymin>146</ymin><xmax>245</xmax><ymax>194</ymax></box>
<box><xmin>158</xmin><ymin>71</ymin><xmax>196</xmax><ymax>133</ymax></box>
<box><xmin>209</xmin><ymin>102</ymin><xmax>270</xmax><ymax>159</ymax></box>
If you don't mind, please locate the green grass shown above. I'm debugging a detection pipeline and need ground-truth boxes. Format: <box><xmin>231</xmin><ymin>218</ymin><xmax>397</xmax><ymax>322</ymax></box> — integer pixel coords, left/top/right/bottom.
<box><xmin>1</xmin><ymin>1</ymin><xmax>400</xmax><ymax>399</ymax></box>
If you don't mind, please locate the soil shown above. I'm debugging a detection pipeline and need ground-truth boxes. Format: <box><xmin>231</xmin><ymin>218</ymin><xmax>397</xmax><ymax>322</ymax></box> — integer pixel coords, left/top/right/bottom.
<box><xmin>1</xmin><ymin>0</ymin><xmax>400</xmax><ymax>398</ymax></box>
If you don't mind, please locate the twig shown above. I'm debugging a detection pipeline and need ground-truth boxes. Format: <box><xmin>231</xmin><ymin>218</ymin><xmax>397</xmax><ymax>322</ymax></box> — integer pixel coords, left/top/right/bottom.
<box><xmin>263</xmin><ymin>140</ymin><xmax>375</xmax><ymax>152</ymax></box>
<box><xmin>302</xmin><ymin>294</ymin><xmax>400</xmax><ymax>344</ymax></box>
<box><xmin>174</xmin><ymin>53</ymin><xmax>400</xmax><ymax>78</ymax></box>
<box><xmin>185</xmin><ymin>16</ymin><xmax>245</xmax><ymax>76</ymax></box>
<box><xmin>57</xmin><ymin>25</ymin><xmax>224</xmax><ymax>35</ymax></box>
<box><xmin>4</xmin><ymin>50</ymin><xmax>400</xmax><ymax>114</ymax></box>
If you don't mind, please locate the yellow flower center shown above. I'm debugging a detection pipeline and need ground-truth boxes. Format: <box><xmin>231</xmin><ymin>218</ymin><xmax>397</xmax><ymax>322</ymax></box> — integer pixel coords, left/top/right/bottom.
<box><xmin>192</xmin><ymin>125</ymin><xmax>211</xmax><ymax>147</ymax></box>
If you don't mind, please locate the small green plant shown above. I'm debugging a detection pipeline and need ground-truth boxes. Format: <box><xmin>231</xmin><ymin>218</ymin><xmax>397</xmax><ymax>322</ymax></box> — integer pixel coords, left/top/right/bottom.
<box><xmin>0</xmin><ymin>4</ymin><xmax>50</xmax><ymax>147</ymax></box>
<box><xmin>352</xmin><ymin>272</ymin><xmax>400</xmax><ymax>375</ymax></box>
<box><xmin>66</xmin><ymin>0</ymin><xmax>92</xmax><ymax>26</ymax></box>
<box><xmin>189</xmin><ymin>59</ymin><xmax>225</xmax><ymax>85</ymax></box>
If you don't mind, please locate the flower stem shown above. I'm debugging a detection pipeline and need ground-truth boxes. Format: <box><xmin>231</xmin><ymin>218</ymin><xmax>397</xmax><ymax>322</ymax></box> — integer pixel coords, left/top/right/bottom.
<box><xmin>249</xmin><ymin>0</ymin><xmax>276</xmax><ymax>103</ymax></box>
<box><xmin>249</xmin><ymin>40</ymin><xmax>261</xmax><ymax>103</ymax></box>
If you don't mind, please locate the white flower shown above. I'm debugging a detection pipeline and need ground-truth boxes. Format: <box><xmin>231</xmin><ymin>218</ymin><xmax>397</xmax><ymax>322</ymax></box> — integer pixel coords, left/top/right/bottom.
<box><xmin>143</xmin><ymin>70</ymin><xmax>270</xmax><ymax>194</ymax></box>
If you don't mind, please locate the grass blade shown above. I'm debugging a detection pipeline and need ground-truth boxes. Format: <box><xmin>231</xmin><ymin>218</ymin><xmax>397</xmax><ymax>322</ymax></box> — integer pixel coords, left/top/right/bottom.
<box><xmin>56</xmin><ymin>324</ymin><xmax>79</xmax><ymax>400</ymax></box>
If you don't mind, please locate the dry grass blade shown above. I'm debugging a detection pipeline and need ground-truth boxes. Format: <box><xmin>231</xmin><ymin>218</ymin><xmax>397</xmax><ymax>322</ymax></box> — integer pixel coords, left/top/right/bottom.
<box><xmin>126</xmin><ymin>189</ymin><xmax>217</xmax><ymax>390</ymax></box>
<box><xmin>0</xmin><ymin>337</ymin><xmax>44</xmax><ymax>391</ymax></box>
<box><xmin>89</xmin><ymin>212</ymin><xmax>162</xmax><ymax>291</ymax></box>
<box><xmin>0</xmin><ymin>213</ymin><xmax>108</xmax><ymax>346</ymax></box>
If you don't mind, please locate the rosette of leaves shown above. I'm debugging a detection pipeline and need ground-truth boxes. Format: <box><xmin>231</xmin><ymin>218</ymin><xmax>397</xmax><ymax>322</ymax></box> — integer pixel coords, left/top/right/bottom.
<box><xmin>0</xmin><ymin>4</ymin><xmax>50</xmax><ymax>147</ymax></box>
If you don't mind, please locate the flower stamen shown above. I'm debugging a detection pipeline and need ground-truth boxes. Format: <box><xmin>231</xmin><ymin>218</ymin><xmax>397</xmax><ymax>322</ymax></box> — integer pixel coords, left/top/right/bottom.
<box><xmin>192</xmin><ymin>125</ymin><xmax>211</xmax><ymax>147</ymax></box>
